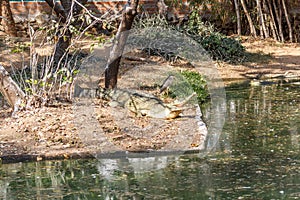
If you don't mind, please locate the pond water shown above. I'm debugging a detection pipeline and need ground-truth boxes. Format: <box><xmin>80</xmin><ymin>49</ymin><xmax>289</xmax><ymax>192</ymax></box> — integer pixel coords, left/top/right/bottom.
<box><xmin>1</xmin><ymin>81</ymin><xmax>299</xmax><ymax>199</ymax></box>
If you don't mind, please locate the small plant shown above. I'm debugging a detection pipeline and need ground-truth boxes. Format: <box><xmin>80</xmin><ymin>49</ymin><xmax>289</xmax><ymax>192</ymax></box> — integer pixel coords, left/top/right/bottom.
<box><xmin>11</xmin><ymin>42</ymin><xmax>31</xmax><ymax>53</ymax></box>
<box><xmin>134</xmin><ymin>14</ymin><xmax>169</xmax><ymax>29</ymax></box>
<box><xmin>86</xmin><ymin>33</ymin><xmax>108</xmax><ymax>53</ymax></box>
<box><xmin>165</xmin><ymin>71</ymin><xmax>209</xmax><ymax>104</ymax></box>
<box><xmin>56</xmin><ymin>68</ymin><xmax>78</xmax><ymax>84</ymax></box>
<box><xmin>10</xmin><ymin>22</ymin><xmax>86</xmax><ymax>105</ymax></box>
<box><xmin>184</xmin><ymin>9</ymin><xmax>215</xmax><ymax>37</ymax></box>
<box><xmin>181</xmin><ymin>70</ymin><xmax>209</xmax><ymax>103</ymax></box>
<box><xmin>24</xmin><ymin>78</ymin><xmax>53</xmax><ymax>94</ymax></box>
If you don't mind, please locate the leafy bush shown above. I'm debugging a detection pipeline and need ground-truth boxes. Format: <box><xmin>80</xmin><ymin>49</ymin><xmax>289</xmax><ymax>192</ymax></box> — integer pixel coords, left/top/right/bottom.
<box><xmin>134</xmin><ymin>12</ymin><xmax>247</xmax><ymax>63</ymax></box>
<box><xmin>182</xmin><ymin>10</ymin><xmax>246</xmax><ymax>63</ymax></box>
<box><xmin>199</xmin><ymin>32</ymin><xmax>246</xmax><ymax>63</ymax></box>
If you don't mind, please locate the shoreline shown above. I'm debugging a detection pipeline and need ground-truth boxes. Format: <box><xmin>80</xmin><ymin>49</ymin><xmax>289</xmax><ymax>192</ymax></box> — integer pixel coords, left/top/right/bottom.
<box><xmin>1</xmin><ymin>40</ymin><xmax>300</xmax><ymax>164</ymax></box>
<box><xmin>1</xmin><ymin>77</ymin><xmax>299</xmax><ymax>164</ymax></box>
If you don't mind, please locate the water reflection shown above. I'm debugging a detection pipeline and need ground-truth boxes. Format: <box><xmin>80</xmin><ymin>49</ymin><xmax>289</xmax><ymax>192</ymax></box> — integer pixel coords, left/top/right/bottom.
<box><xmin>1</xmin><ymin>82</ymin><xmax>299</xmax><ymax>199</ymax></box>
<box><xmin>221</xmin><ymin>83</ymin><xmax>300</xmax><ymax>155</ymax></box>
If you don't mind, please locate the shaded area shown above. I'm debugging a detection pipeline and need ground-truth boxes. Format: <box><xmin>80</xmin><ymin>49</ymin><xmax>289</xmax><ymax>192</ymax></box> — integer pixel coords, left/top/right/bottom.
<box><xmin>242</xmin><ymin>54</ymin><xmax>300</xmax><ymax>78</ymax></box>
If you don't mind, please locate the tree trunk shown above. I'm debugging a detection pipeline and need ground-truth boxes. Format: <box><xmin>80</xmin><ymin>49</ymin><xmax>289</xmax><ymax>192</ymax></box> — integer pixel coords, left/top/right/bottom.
<box><xmin>256</xmin><ymin>0</ymin><xmax>269</xmax><ymax>38</ymax></box>
<box><xmin>0</xmin><ymin>0</ymin><xmax>17</xmax><ymax>37</ymax></box>
<box><xmin>0</xmin><ymin>65</ymin><xmax>25</xmax><ymax>116</ymax></box>
<box><xmin>266</xmin><ymin>0</ymin><xmax>279</xmax><ymax>41</ymax></box>
<box><xmin>262</xmin><ymin>0</ymin><xmax>275</xmax><ymax>40</ymax></box>
<box><xmin>240</xmin><ymin>0</ymin><xmax>257</xmax><ymax>37</ymax></box>
<box><xmin>44</xmin><ymin>0</ymin><xmax>67</xmax><ymax>20</ymax></box>
<box><xmin>281</xmin><ymin>0</ymin><xmax>292</xmax><ymax>42</ymax></box>
<box><xmin>268</xmin><ymin>14</ymin><xmax>277</xmax><ymax>40</ymax></box>
<box><xmin>234</xmin><ymin>0</ymin><xmax>241</xmax><ymax>35</ymax></box>
<box><xmin>44</xmin><ymin>0</ymin><xmax>70</xmax><ymax>64</ymax></box>
<box><xmin>105</xmin><ymin>0</ymin><xmax>139</xmax><ymax>89</ymax></box>
<box><xmin>44</xmin><ymin>0</ymin><xmax>88</xmax><ymax>64</ymax></box>
<box><xmin>53</xmin><ymin>30</ymin><xmax>72</xmax><ymax>65</ymax></box>
<box><xmin>273</xmin><ymin>0</ymin><xmax>284</xmax><ymax>42</ymax></box>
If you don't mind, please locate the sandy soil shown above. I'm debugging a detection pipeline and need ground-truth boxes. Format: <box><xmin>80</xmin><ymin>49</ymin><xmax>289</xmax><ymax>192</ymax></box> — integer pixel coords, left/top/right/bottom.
<box><xmin>1</xmin><ymin>38</ymin><xmax>300</xmax><ymax>163</ymax></box>
<box><xmin>217</xmin><ymin>39</ymin><xmax>300</xmax><ymax>82</ymax></box>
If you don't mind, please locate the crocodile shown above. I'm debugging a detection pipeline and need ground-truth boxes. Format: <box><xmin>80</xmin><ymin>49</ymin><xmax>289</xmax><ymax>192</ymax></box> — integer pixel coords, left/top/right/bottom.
<box><xmin>99</xmin><ymin>88</ymin><xmax>196</xmax><ymax>119</ymax></box>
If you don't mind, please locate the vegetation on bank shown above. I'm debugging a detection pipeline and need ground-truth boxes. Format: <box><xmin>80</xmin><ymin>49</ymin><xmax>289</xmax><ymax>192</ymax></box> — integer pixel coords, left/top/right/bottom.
<box><xmin>180</xmin><ymin>70</ymin><xmax>208</xmax><ymax>103</ymax></box>
<box><xmin>134</xmin><ymin>11</ymin><xmax>247</xmax><ymax>64</ymax></box>
<box><xmin>1</xmin><ymin>0</ymin><xmax>286</xmax><ymax>114</ymax></box>
<box><xmin>1</xmin><ymin>12</ymin><xmax>257</xmax><ymax>110</ymax></box>
<box><xmin>183</xmin><ymin>10</ymin><xmax>247</xmax><ymax>63</ymax></box>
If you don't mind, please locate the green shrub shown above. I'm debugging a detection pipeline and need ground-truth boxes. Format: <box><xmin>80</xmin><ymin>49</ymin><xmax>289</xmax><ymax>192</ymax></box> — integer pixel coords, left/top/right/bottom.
<box><xmin>134</xmin><ymin>12</ymin><xmax>247</xmax><ymax>64</ymax></box>
<box><xmin>165</xmin><ymin>70</ymin><xmax>208</xmax><ymax>103</ymax></box>
<box><xmin>199</xmin><ymin>32</ymin><xmax>246</xmax><ymax>63</ymax></box>
<box><xmin>181</xmin><ymin>70</ymin><xmax>209</xmax><ymax>103</ymax></box>
<box><xmin>182</xmin><ymin>10</ymin><xmax>246</xmax><ymax>63</ymax></box>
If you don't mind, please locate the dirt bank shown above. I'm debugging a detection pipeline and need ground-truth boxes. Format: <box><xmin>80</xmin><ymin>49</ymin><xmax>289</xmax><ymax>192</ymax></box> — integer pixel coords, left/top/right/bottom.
<box><xmin>1</xmin><ymin>39</ymin><xmax>300</xmax><ymax>163</ymax></box>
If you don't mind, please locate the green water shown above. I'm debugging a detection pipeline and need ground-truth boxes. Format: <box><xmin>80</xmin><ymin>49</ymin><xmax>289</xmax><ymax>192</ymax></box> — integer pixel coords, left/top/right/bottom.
<box><xmin>1</xmin><ymin>82</ymin><xmax>299</xmax><ymax>199</ymax></box>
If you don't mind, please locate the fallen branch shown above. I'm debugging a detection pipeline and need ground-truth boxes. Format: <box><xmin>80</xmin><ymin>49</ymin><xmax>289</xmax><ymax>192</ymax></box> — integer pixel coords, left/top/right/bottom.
<box><xmin>0</xmin><ymin>65</ymin><xmax>26</xmax><ymax>116</ymax></box>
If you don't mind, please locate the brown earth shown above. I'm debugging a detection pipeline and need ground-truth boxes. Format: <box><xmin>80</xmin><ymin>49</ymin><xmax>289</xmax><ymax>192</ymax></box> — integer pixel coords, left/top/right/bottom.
<box><xmin>1</xmin><ymin>38</ymin><xmax>300</xmax><ymax>163</ymax></box>
<box><xmin>217</xmin><ymin>38</ymin><xmax>300</xmax><ymax>82</ymax></box>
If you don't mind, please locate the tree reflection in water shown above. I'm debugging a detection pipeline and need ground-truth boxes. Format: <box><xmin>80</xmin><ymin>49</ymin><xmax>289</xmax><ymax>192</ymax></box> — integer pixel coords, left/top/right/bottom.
<box><xmin>1</xmin><ymin>82</ymin><xmax>299</xmax><ymax>199</ymax></box>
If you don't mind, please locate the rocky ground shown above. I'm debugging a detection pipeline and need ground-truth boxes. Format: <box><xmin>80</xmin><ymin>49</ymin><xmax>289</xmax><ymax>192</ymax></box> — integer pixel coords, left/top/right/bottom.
<box><xmin>0</xmin><ymin>38</ymin><xmax>299</xmax><ymax>163</ymax></box>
